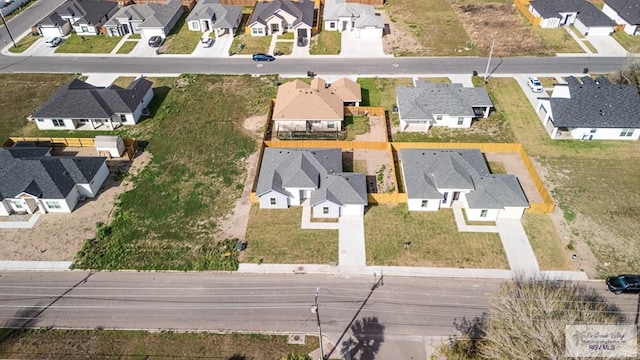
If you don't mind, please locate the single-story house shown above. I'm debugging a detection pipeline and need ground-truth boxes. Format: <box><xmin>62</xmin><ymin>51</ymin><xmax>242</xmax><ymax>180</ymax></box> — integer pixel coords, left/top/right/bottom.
<box><xmin>248</xmin><ymin>0</ymin><xmax>314</xmax><ymax>41</ymax></box>
<box><xmin>396</xmin><ymin>80</ymin><xmax>493</xmax><ymax>132</ymax></box>
<box><xmin>272</xmin><ymin>77</ymin><xmax>361</xmax><ymax>133</ymax></box>
<box><xmin>529</xmin><ymin>0</ymin><xmax>616</xmax><ymax>36</ymax></box>
<box><xmin>602</xmin><ymin>0</ymin><xmax>640</xmax><ymax>35</ymax></box>
<box><xmin>399</xmin><ymin>149</ymin><xmax>529</xmax><ymax>221</ymax></box>
<box><xmin>323</xmin><ymin>0</ymin><xmax>384</xmax><ymax>37</ymax></box>
<box><xmin>535</xmin><ymin>76</ymin><xmax>640</xmax><ymax>140</ymax></box>
<box><xmin>0</xmin><ymin>146</ymin><xmax>109</xmax><ymax>216</ymax></box>
<box><xmin>1</xmin><ymin>0</ymin><xmax>31</xmax><ymax>17</ymax></box>
<box><xmin>187</xmin><ymin>0</ymin><xmax>242</xmax><ymax>37</ymax></box>
<box><xmin>256</xmin><ymin>147</ymin><xmax>367</xmax><ymax>218</ymax></box>
<box><xmin>30</xmin><ymin>77</ymin><xmax>154</xmax><ymax>131</ymax></box>
<box><xmin>37</xmin><ymin>0</ymin><xmax>118</xmax><ymax>37</ymax></box>
<box><xmin>104</xmin><ymin>0</ymin><xmax>184</xmax><ymax>38</ymax></box>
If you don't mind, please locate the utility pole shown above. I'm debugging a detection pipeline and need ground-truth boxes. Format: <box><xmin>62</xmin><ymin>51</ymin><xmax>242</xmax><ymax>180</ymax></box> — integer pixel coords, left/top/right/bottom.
<box><xmin>0</xmin><ymin>10</ymin><xmax>17</xmax><ymax>48</ymax></box>
<box><xmin>484</xmin><ymin>35</ymin><xmax>495</xmax><ymax>82</ymax></box>
<box><xmin>311</xmin><ymin>287</ymin><xmax>325</xmax><ymax>360</ymax></box>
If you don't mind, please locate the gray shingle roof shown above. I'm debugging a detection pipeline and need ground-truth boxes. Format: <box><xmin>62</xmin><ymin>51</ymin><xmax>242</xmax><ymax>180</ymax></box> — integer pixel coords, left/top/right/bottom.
<box><xmin>55</xmin><ymin>0</ymin><xmax>117</xmax><ymax>26</ymax></box>
<box><xmin>310</xmin><ymin>172</ymin><xmax>367</xmax><ymax>206</ymax></box>
<box><xmin>105</xmin><ymin>0</ymin><xmax>182</xmax><ymax>29</ymax></box>
<box><xmin>396</xmin><ymin>81</ymin><xmax>492</xmax><ymax>120</ymax></box>
<box><xmin>549</xmin><ymin>76</ymin><xmax>640</xmax><ymax>128</ymax></box>
<box><xmin>399</xmin><ymin>149</ymin><xmax>528</xmax><ymax>209</ymax></box>
<box><xmin>605</xmin><ymin>0</ymin><xmax>640</xmax><ymax>24</ymax></box>
<box><xmin>32</xmin><ymin>78</ymin><xmax>153</xmax><ymax>120</ymax></box>
<box><xmin>530</xmin><ymin>0</ymin><xmax>616</xmax><ymax>27</ymax></box>
<box><xmin>250</xmin><ymin>0</ymin><xmax>314</xmax><ymax>28</ymax></box>
<box><xmin>323</xmin><ymin>0</ymin><xmax>384</xmax><ymax>29</ymax></box>
<box><xmin>187</xmin><ymin>0</ymin><xmax>242</xmax><ymax>29</ymax></box>
<box><xmin>257</xmin><ymin>148</ymin><xmax>367</xmax><ymax>206</ymax></box>
<box><xmin>0</xmin><ymin>148</ymin><xmax>106</xmax><ymax>200</ymax></box>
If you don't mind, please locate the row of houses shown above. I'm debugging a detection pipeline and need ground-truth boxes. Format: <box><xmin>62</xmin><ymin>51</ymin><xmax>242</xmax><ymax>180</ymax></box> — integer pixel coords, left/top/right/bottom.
<box><xmin>36</xmin><ymin>0</ymin><xmax>384</xmax><ymax>43</ymax></box>
<box><xmin>525</xmin><ymin>0</ymin><xmax>640</xmax><ymax>37</ymax></box>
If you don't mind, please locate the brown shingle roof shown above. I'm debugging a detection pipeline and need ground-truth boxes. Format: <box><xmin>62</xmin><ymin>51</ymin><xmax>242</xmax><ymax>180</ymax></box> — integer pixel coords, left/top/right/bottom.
<box><xmin>330</xmin><ymin>78</ymin><xmax>362</xmax><ymax>103</ymax></box>
<box><xmin>273</xmin><ymin>79</ymin><xmax>344</xmax><ymax>121</ymax></box>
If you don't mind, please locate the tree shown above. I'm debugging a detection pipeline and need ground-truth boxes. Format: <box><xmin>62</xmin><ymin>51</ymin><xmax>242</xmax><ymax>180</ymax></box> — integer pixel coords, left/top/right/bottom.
<box><xmin>438</xmin><ymin>278</ymin><xmax>625</xmax><ymax>360</ymax></box>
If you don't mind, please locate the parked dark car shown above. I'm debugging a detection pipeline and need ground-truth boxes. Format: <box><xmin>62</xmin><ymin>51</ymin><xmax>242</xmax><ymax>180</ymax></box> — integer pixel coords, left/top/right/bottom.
<box><xmin>148</xmin><ymin>36</ymin><xmax>164</xmax><ymax>48</ymax></box>
<box><xmin>606</xmin><ymin>274</ymin><xmax>640</xmax><ymax>295</ymax></box>
<box><xmin>252</xmin><ymin>53</ymin><xmax>275</xmax><ymax>62</ymax></box>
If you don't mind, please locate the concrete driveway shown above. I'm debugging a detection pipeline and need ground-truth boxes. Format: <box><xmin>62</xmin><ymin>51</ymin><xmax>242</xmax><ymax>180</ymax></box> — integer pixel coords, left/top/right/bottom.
<box><xmin>588</xmin><ymin>35</ymin><xmax>628</xmax><ymax>56</ymax></box>
<box><xmin>129</xmin><ymin>40</ymin><xmax>159</xmax><ymax>57</ymax></box>
<box><xmin>20</xmin><ymin>36</ymin><xmax>60</xmax><ymax>56</ymax></box>
<box><xmin>340</xmin><ymin>31</ymin><xmax>385</xmax><ymax>57</ymax></box>
<box><xmin>191</xmin><ymin>34</ymin><xmax>233</xmax><ymax>57</ymax></box>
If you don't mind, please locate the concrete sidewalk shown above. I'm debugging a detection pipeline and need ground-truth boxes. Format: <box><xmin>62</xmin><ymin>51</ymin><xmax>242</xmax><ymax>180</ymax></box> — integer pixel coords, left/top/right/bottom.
<box><xmin>496</xmin><ymin>218</ymin><xmax>540</xmax><ymax>275</ymax></box>
<box><xmin>338</xmin><ymin>216</ymin><xmax>366</xmax><ymax>266</ymax></box>
<box><xmin>0</xmin><ymin>213</ymin><xmax>41</xmax><ymax>229</ymax></box>
<box><xmin>0</xmin><ymin>261</ymin><xmax>71</xmax><ymax>270</ymax></box>
<box><xmin>301</xmin><ymin>201</ymin><xmax>339</xmax><ymax>230</ymax></box>
<box><xmin>452</xmin><ymin>206</ymin><xmax>498</xmax><ymax>233</ymax></box>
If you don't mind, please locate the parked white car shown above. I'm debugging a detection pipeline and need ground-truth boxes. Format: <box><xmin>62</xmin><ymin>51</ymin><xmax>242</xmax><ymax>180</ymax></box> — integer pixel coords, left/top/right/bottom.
<box><xmin>45</xmin><ymin>37</ymin><xmax>62</xmax><ymax>48</ymax></box>
<box><xmin>200</xmin><ymin>37</ymin><xmax>214</xmax><ymax>48</ymax></box>
<box><xmin>527</xmin><ymin>76</ymin><xmax>544</xmax><ymax>93</ymax></box>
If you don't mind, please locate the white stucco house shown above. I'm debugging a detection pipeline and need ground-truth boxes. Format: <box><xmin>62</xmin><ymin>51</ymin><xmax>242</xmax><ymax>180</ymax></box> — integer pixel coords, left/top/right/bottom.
<box><xmin>248</xmin><ymin>0</ymin><xmax>314</xmax><ymax>41</ymax></box>
<box><xmin>256</xmin><ymin>148</ymin><xmax>367</xmax><ymax>218</ymax></box>
<box><xmin>0</xmin><ymin>146</ymin><xmax>108</xmax><ymax>216</ymax></box>
<box><xmin>186</xmin><ymin>0</ymin><xmax>242</xmax><ymax>37</ymax></box>
<box><xmin>104</xmin><ymin>0</ymin><xmax>184</xmax><ymax>39</ymax></box>
<box><xmin>322</xmin><ymin>0</ymin><xmax>384</xmax><ymax>37</ymax></box>
<box><xmin>30</xmin><ymin>77</ymin><xmax>154</xmax><ymax>131</ymax></box>
<box><xmin>37</xmin><ymin>0</ymin><xmax>118</xmax><ymax>37</ymax></box>
<box><xmin>1</xmin><ymin>0</ymin><xmax>31</xmax><ymax>17</ymax></box>
<box><xmin>528</xmin><ymin>0</ymin><xmax>616</xmax><ymax>36</ymax></box>
<box><xmin>400</xmin><ymin>149</ymin><xmax>529</xmax><ymax>221</ymax></box>
<box><xmin>602</xmin><ymin>0</ymin><xmax>640</xmax><ymax>35</ymax></box>
<box><xmin>395</xmin><ymin>80</ymin><xmax>493</xmax><ymax>132</ymax></box>
<box><xmin>535</xmin><ymin>76</ymin><xmax>640</xmax><ymax>140</ymax></box>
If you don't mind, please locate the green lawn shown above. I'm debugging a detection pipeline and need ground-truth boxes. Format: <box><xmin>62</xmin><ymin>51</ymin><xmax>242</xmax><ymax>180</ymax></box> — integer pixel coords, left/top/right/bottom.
<box><xmin>55</xmin><ymin>35</ymin><xmax>121</xmax><ymax>54</ymax></box>
<box><xmin>163</xmin><ymin>13</ymin><xmax>201</xmax><ymax>54</ymax></box>
<box><xmin>72</xmin><ymin>75</ymin><xmax>278</xmax><ymax>270</ymax></box>
<box><xmin>522</xmin><ymin>214</ymin><xmax>576</xmax><ymax>271</ymax></box>
<box><xmin>244</xmin><ymin>205</ymin><xmax>339</xmax><ymax>264</ymax></box>
<box><xmin>274</xmin><ymin>41</ymin><xmax>293</xmax><ymax>55</ymax></box>
<box><xmin>129</xmin><ymin>34</ymin><xmax>142</xmax><ymax>40</ymax></box>
<box><xmin>357</xmin><ymin>77</ymin><xmax>414</xmax><ymax>108</ymax></box>
<box><xmin>231</xmin><ymin>35</ymin><xmax>272</xmax><ymax>55</ymax></box>
<box><xmin>583</xmin><ymin>40</ymin><xmax>598</xmax><ymax>53</ymax></box>
<box><xmin>7</xmin><ymin>33</ymin><xmax>40</xmax><ymax>54</ymax></box>
<box><xmin>613</xmin><ymin>31</ymin><xmax>640</xmax><ymax>52</ymax></box>
<box><xmin>116</xmin><ymin>41</ymin><xmax>138</xmax><ymax>54</ymax></box>
<box><xmin>365</xmin><ymin>204</ymin><xmax>508</xmax><ymax>268</ymax></box>
<box><xmin>0</xmin><ymin>329</ymin><xmax>318</xmax><ymax>360</ymax></box>
<box><xmin>309</xmin><ymin>31</ymin><xmax>341</xmax><ymax>55</ymax></box>
<box><xmin>343</xmin><ymin>115</ymin><xmax>370</xmax><ymax>140</ymax></box>
<box><xmin>532</xmin><ymin>27</ymin><xmax>585</xmax><ymax>53</ymax></box>
<box><xmin>279</xmin><ymin>32</ymin><xmax>295</xmax><ymax>40</ymax></box>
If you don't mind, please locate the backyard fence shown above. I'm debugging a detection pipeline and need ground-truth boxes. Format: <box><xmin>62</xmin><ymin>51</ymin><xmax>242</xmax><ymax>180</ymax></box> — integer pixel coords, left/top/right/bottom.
<box><xmin>4</xmin><ymin>137</ymin><xmax>139</xmax><ymax>160</ymax></box>
<box><xmin>514</xmin><ymin>0</ymin><xmax>541</xmax><ymax>26</ymax></box>
<box><xmin>344</xmin><ymin>106</ymin><xmax>385</xmax><ymax>116</ymax></box>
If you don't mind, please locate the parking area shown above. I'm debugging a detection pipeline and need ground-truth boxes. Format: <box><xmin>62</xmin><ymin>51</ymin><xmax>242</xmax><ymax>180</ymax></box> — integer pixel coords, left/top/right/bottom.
<box><xmin>191</xmin><ymin>34</ymin><xmax>234</xmax><ymax>57</ymax></box>
<box><xmin>340</xmin><ymin>31</ymin><xmax>386</xmax><ymax>58</ymax></box>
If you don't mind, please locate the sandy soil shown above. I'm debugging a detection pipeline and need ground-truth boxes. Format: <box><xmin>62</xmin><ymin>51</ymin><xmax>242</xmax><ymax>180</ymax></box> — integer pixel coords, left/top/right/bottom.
<box><xmin>353</xmin><ymin>150</ymin><xmax>395</xmax><ymax>193</ymax></box>
<box><xmin>380</xmin><ymin>10</ymin><xmax>425</xmax><ymax>56</ymax></box>
<box><xmin>354</xmin><ymin>115</ymin><xmax>388</xmax><ymax>142</ymax></box>
<box><xmin>0</xmin><ymin>151</ymin><xmax>151</xmax><ymax>261</ymax></box>
<box><xmin>484</xmin><ymin>152</ymin><xmax>543</xmax><ymax>203</ymax></box>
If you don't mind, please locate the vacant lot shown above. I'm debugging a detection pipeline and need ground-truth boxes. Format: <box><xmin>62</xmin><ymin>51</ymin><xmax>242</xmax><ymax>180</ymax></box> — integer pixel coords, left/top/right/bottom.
<box><xmin>365</xmin><ymin>204</ymin><xmax>508</xmax><ymax>268</ymax></box>
<box><xmin>71</xmin><ymin>75</ymin><xmax>278</xmax><ymax>270</ymax></box>
<box><xmin>0</xmin><ymin>329</ymin><xmax>317</xmax><ymax>360</ymax></box>
<box><xmin>244</xmin><ymin>204</ymin><xmax>338</xmax><ymax>264</ymax></box>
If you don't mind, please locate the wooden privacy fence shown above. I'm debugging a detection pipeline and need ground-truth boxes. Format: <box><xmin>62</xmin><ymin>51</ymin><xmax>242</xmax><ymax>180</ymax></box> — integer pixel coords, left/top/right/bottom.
<box><xmin>344</xmin><ymin>106</ymin><xmax>385</xmax><ymax>116</ymax></box>
<box><xmin>264</xmin><ymin>139</ymin><xmax>388</xmax><ymax>150</ymax></box>
<box><xmin>368</xmin><ymin>193</ymin><xmax>406</xmax><ymax>204</ymax></box>
<box><xmin>514</xmin><ymin>0</ymin><xmax>540</xmax><ymax>26</ymax></box>
<box><xmin>4</xmin><ymin>137</ymin><xmax>139</xmax><ymax>160</ymax></box>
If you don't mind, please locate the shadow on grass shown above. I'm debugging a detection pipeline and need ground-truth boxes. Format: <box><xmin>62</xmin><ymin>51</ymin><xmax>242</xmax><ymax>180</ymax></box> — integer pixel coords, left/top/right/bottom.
<box><xmin>360</xmin><ymin>88</ymin><xmax>371</xmax><ymax>107</ymax></box>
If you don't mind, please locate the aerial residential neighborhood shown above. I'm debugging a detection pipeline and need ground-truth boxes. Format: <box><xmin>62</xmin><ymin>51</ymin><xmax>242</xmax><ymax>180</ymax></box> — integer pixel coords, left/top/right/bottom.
<box><xmin>1</xmin><ymin>0</ymin><xmax>640</xmax><ymax>359</ymax></box>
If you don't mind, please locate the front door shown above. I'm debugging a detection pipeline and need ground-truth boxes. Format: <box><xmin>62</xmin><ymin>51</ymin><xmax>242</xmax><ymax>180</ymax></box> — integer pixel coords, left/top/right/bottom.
<box><xmin>341</xmin><ymin>21</ymin><xmax>348</xmax><ymax>31</ymax></box>
<box><xmin>271</xmin><ymin>23</ymin><xmax>279</xmax><ymax>34</ymax></box>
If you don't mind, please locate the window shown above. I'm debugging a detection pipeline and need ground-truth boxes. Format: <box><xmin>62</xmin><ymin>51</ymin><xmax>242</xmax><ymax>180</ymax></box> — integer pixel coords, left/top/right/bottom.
<box><xmin>46</xmin><ymin>201</ymin><xmax>61</xmax><ymax>209</ymax></box>
<box><xmin>322</xmin><ymin>207</ymin><xmax>329</xmax><ymax>215</ymax></box>
<box><xmin>52</xmin><ymin>119</ymin><xmax>64</xmax><ymax>127</ymax></box>
<box><xmin>327</xmin><ymin>121</ymin><xmax>335</xmax><ymax>129</ymax></box>
<box><xmin>421</xmin><ymin>200</ymin><xmax>429</xmax><ymax>208</ymax></box>
<box><xmin>620</xmin><ymin>128</ymin><xmax>634</xmax><ymax>137</ymax></box>
<box><xmin>436</xmin><ymin>115</ymin><xmax>443</xmax><ymax>121</ymax></box>
<box><xmin>13</xmin><ymin>201</ymin><xmax>23</xmax><ymax>209</ymax></box>
<box><xmin>81</xmin><ymin>26</ymin><xmax>88</xmax><ymax>33</ymax></box>
<box><xmin>480</xmin><ymin>210</ymin><xmax>488</xmax><ymax>217</ymax></box>
<box><xmin>120</xmin><ymin>114</ymin><xmax>127</xmax><ymax>123</ymax></box>
<box><xmin>269</xmin><ymin>197</ymin><xmax>276</xmax><ymax>206</ymax></box>
<box><xmin>457</xmin><ymin>117</ymin><xmax>464</xmax><ymax>125</ymax></box>
<box><xmin>590</xmin><ymin>128</ymin><xmax>597</xmax><ymax>134</ymax></box>
<box><xmin>329</xmin><ymin>22</ymin><xmax>335</xmax><ymax>29</ymax></box>
<box><xmin>252</xmin><ymin>27</ymin><xmax>264</xmax><ymax>35</ymax></box>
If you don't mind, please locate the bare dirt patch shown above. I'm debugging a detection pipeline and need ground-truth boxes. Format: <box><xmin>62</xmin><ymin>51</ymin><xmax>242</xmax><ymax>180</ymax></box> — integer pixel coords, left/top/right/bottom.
<box><xmin>0</xmin><ymin>151</ymin><xmax>151</xmax><ymax>261</ymax></box>
<box><xmin>242</xmin><ymin>115</ymin><xmax>267</xmax><ymax>140</ymax></box>
<box><xmin>484</xmin><ymin>152</ymin><xmax>542</xmax><ymax>203</ymax></box>
<box><xmin>380</xmin><ymin>10</ymin><xmax>425</xmax><ymax>56</ymax></box>
<box><xmin>353</xmin><ymin>149</ymin><xmax>395</xmax><ymax>193</ymax></box>
<box><xmin>453</xmin><ymin>3</ymin><xmax>550</xmax><ymax>57</ymax></box>
<box><xmin>354</xmin><ymin>115</ymin><xmax>388</xmax><ymax>142</ymax></box>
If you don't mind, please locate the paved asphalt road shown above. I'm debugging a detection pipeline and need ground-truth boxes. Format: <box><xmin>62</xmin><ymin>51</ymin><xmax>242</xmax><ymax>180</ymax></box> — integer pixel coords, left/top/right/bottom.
<box><xmin>0</xmin><ymin>272</ymin><xmax>637</xmax><ymax>358</ymax></box>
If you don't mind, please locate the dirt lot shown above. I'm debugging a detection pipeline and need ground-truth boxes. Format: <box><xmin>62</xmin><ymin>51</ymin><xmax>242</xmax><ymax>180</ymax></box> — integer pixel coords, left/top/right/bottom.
<box><xmin>0</xmin><ymin>151</ymin><xmax>151</xmax><ymax>261</ymax></box>
<box><xmin>353</xmin><ymin>150</ymin><xmax>395</xmax><ymax>193</ymax></box>
<box><xmin>354</xmin><ymin>115</ymin><xmax>388</xmax><ymax>142</ymax></box>
<box><xmin>485</xmin><ymin>152</ymin><xmax>543</xmax><ymax>204</ymax></box>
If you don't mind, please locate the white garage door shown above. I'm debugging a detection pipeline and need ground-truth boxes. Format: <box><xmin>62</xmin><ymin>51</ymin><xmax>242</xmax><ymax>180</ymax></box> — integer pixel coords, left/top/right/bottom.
<box><xmin>358</xmin><ymin>28</ymin><xmax>382</xmax><ymax>38</ymax></box>
<box><xmin>141</xmin><ymin>28</ymin><xmax>166</xmax><ymax>39</ymax></box>
<box><xmin>40</xmin><ymin>27</ymin><xmax>64</xmax><ymax>38</ymax></box>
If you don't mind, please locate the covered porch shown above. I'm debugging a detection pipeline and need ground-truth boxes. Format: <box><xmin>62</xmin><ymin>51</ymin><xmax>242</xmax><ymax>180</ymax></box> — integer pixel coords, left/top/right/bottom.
<box><xmin>73</xmin><ymin>118</ymin><xmax>118</xmax><ymax>131</ymax></box>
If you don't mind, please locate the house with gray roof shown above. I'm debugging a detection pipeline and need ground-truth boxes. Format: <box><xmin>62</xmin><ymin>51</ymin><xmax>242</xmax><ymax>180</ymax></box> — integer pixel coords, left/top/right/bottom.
<box><xmin>535</xmin><ymin>76</ymin><xmax>640</xmax><ymax>140</ymax></box>
<box><xmin>104</xmin><ymin>0</ymin><xmax>183</xmax><ymax>39</ymax></box>
<box><xmin>187</xmin><ymin>0</ymin><xmax>242</xmax><ymax>37</ymax></box>
<box><xmin>323</xmin><ymin>0</ymin><xmax>384</xmax><ymax>38</ymax></box>
<box><xmin>529</xmin><ymin>0</ymin><xmax>615</xmax><ymax>36</ymax></box>
<box><xmin>37</xmin><ymin>0</ymin><xmax>118</xmax><ymax>38</ymax></box>
<box><xmin>256</xmin><ymin>148</ymin><xmax>367</xmax><ymax>218</ymax></box>
<box><xmin>30</xmin><ymin>77</ymin><xmax>154</xmax><ymax>131</ymax></box>
<box><xmin>0</xmin><ymin>147</ymin><xmax>108</xmax><ymax>216</ymax></box>
<box><xmin>248</xmin><ymin>0</ymin><xmax>314</xmax><ymax>41</ymax></box>
<box><xmin>396</xmin><ymin>80</ymin><xmax>493</xmax><ymax>132</ymax></box>
<box><xmin>399</xmin><ymin>149</ymin><xmax>529</xmax><ymax>221</ymax></box>
<box><xmin>603</xmin><ymin>0</ymin><xmax>640</xmax><ymax>35</ymax></box>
